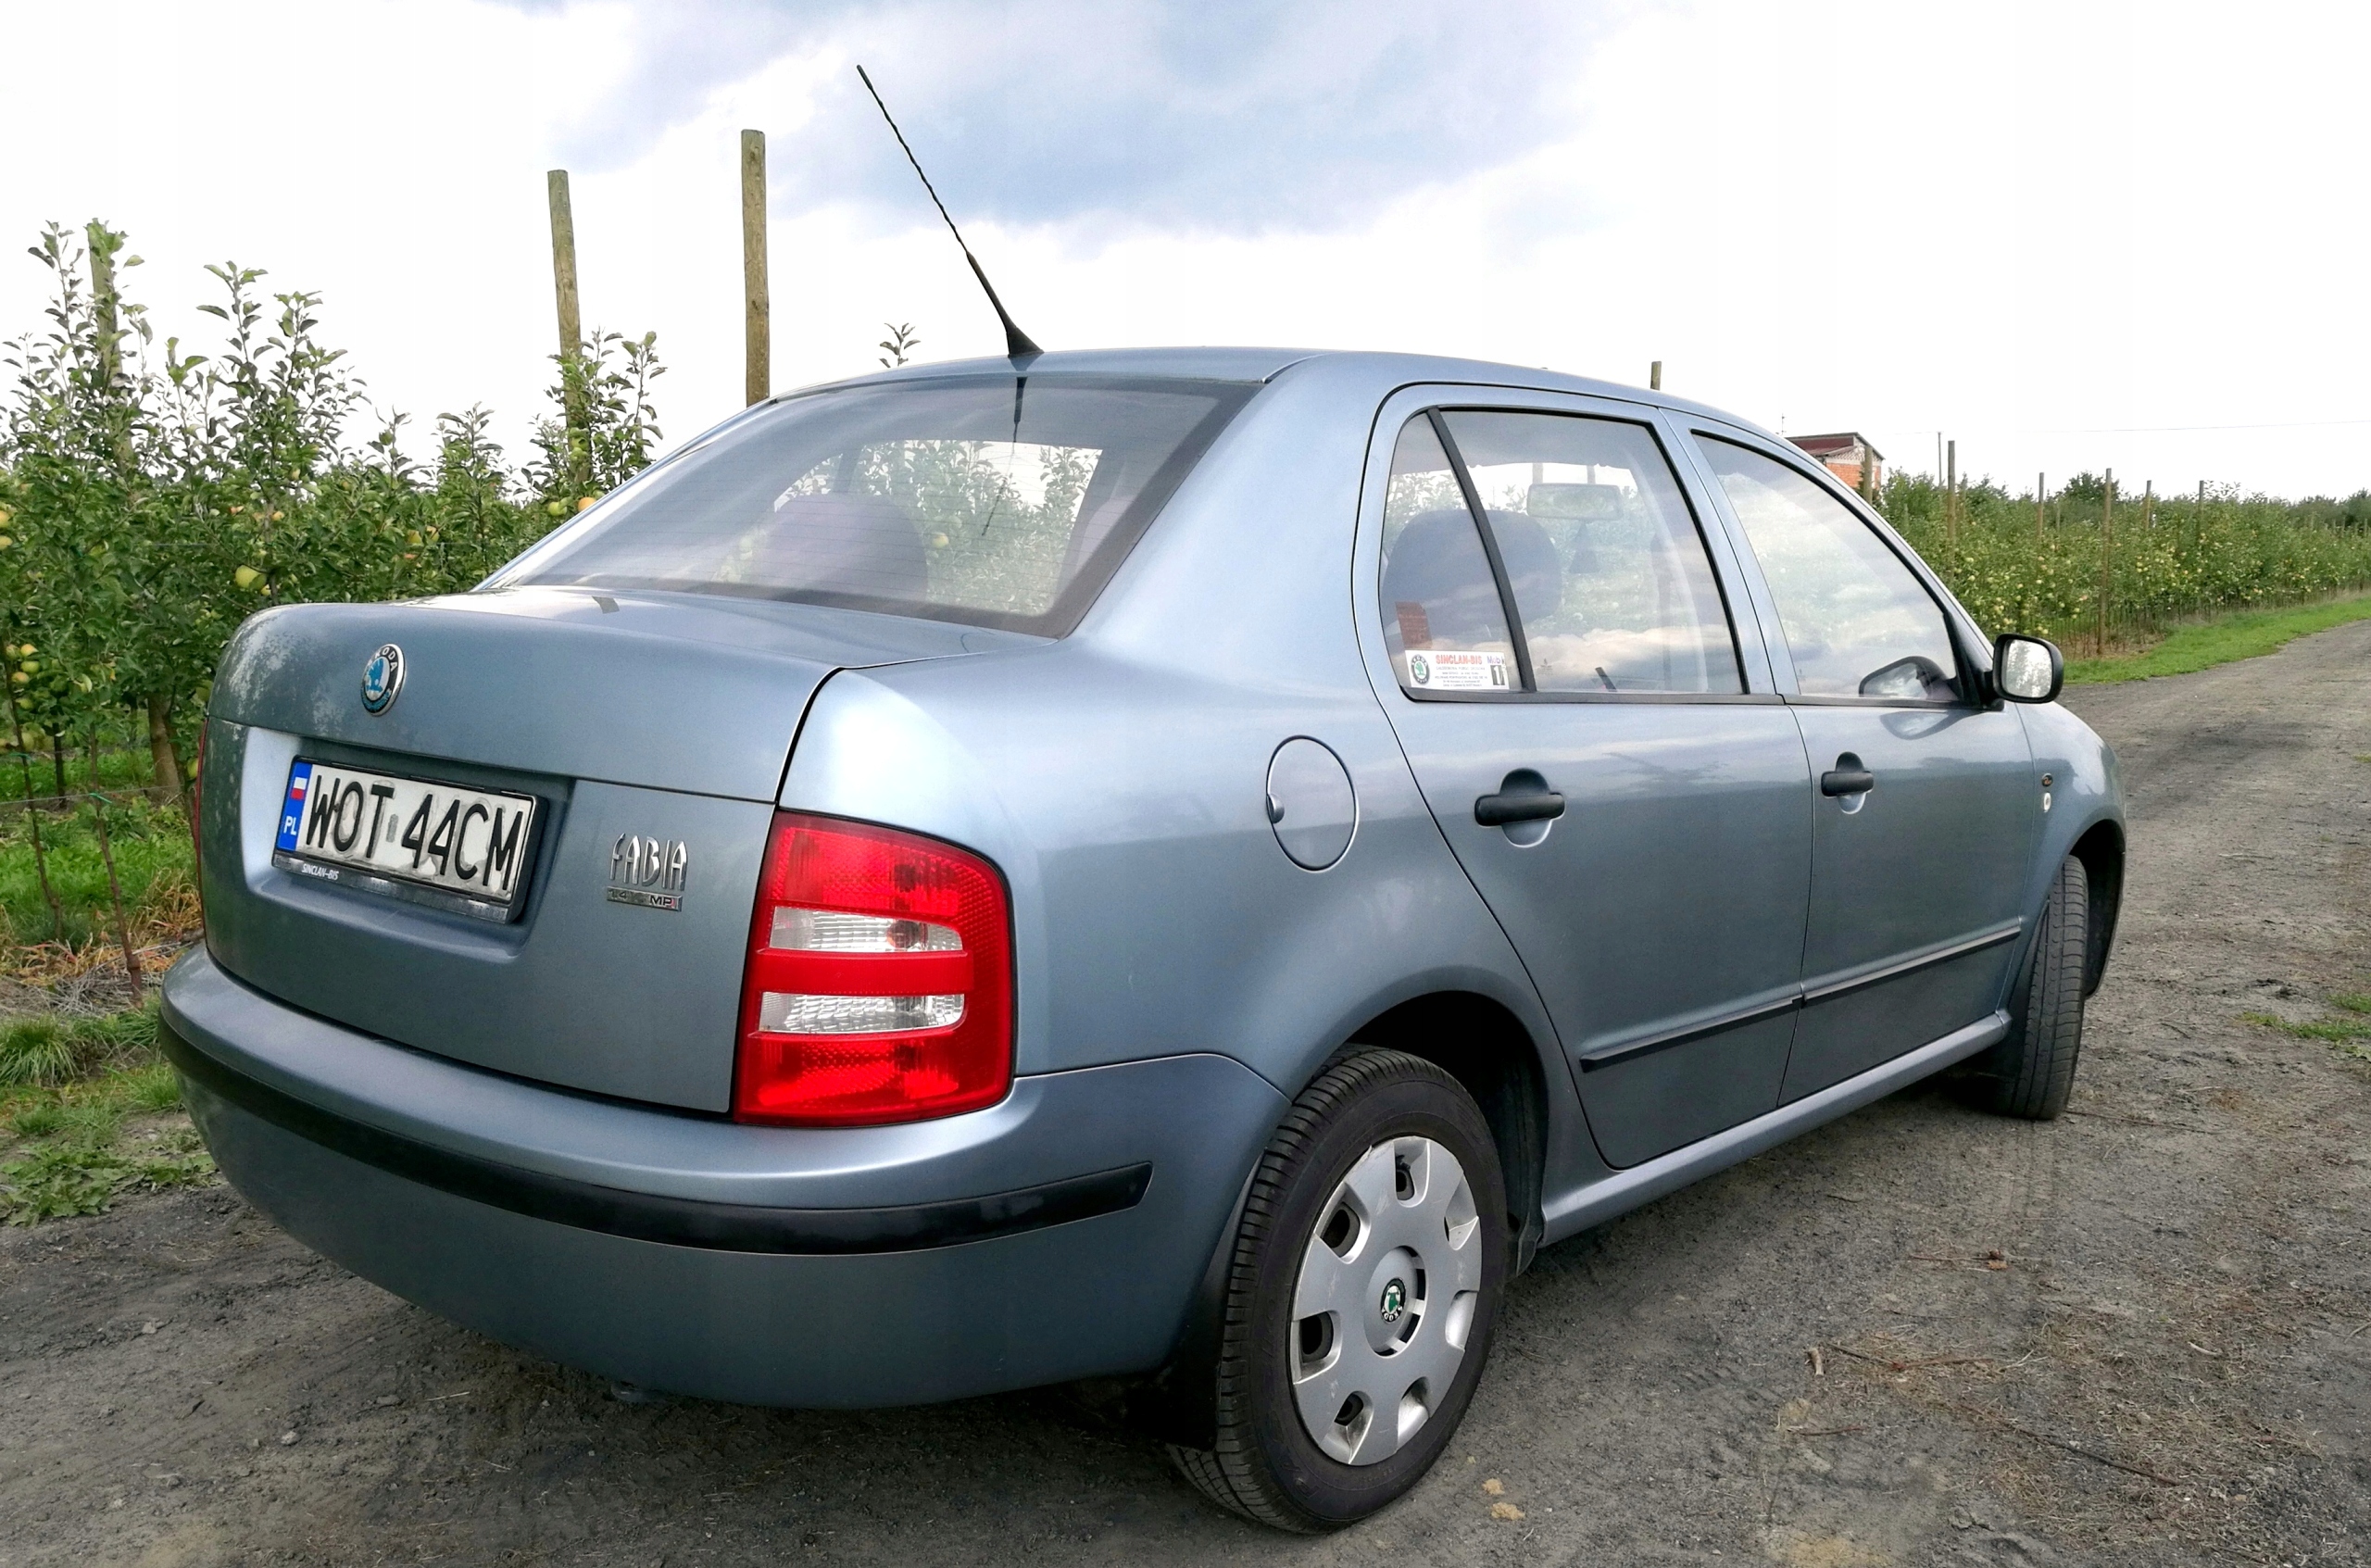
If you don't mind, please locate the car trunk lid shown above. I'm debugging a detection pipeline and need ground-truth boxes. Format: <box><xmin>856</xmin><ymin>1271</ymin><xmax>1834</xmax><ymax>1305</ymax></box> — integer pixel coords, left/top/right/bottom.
<box><xmin>198</xmin><ymin>587</ymin><xmax>994</xmax><ymax>1110</ymax></box>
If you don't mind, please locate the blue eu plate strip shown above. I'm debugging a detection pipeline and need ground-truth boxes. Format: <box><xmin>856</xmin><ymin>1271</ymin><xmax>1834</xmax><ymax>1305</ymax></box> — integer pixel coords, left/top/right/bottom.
<box><xmin>276</xmin><ymin>761</ymin><xmax>314</xmax><ymax>853</ymax></box>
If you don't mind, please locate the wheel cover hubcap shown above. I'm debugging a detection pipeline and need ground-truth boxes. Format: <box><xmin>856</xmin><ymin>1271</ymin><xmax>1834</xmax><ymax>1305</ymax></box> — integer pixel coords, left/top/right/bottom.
<box><xmin>1289</xmin><ymin>1135</ymin><xmax>1483</xmax><ymax>1465</ymax></box>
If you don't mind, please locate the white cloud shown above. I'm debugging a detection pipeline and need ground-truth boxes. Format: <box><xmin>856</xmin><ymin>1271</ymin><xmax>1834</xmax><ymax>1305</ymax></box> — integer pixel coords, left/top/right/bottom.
<box><xmin>2</xmin><ymin>0</ymin><xmax>2365</xmax><ymax>497</ymax></box>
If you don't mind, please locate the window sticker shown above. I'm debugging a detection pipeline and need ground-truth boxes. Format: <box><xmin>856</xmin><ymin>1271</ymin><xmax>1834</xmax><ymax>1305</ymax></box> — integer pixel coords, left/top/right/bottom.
<box><xmin>1404</xmin><ymin>649</ymin><xmax>1511</xmax><ymax>691</ymax></box>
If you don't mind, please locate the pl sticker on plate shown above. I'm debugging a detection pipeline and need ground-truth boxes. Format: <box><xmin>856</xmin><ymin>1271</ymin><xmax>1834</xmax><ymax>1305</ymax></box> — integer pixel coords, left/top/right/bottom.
<box><xmin>1404</xmin><ymin>649</ymin><xmax>1511</xmax><ymax>691</ymax></box>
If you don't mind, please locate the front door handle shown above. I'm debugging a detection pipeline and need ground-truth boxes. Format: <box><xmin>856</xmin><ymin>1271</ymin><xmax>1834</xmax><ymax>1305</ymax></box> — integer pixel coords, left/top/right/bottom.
<box><xmin>1820</xmin><ymin>753</ymin><xmax>1875</xmax><ymax>797</ymax></box>
<box><xmin>1475</xmin><ymin>782</ymin><xmax>1566</xmax><ymax>826</ymax></box>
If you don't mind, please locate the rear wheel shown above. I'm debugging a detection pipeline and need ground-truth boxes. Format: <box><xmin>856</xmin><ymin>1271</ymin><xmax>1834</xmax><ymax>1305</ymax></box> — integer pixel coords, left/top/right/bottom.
<box><xmin>1960</xmin><ymin>854</ymin><xmax>2089</xmax><ymax>1120</ymax></box>
<box><xmin>1168</xmin><ymin>1048</ymin><xmax>1507</xmax><ymax>1531</ymax></box>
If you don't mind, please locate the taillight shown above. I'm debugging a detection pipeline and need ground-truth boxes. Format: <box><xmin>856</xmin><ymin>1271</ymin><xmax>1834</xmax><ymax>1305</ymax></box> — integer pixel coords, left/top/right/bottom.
<box><xmin>733</xmin><ymin>812</ymin><xmax>1013</xmax><ymax>1126</ymax></box>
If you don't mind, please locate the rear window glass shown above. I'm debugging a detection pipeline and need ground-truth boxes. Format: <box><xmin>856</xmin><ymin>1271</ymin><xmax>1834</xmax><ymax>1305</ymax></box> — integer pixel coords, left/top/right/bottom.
<box><xmin>497</xmin><ymin>375</ymin><xmax>1254</xmax><ymax>634</ymax></box>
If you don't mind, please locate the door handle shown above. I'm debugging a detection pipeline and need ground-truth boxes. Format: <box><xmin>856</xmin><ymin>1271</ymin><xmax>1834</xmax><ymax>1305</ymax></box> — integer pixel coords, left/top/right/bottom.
<box><xmin>1474</xmin><ymin>784</ymin><xmax>1566</xmax><ymax>826</ymax></box>
<box><xmin>1820</xmin><ymin>753</ymin><xmax>1875</xmax><ymax>797</ymax></box>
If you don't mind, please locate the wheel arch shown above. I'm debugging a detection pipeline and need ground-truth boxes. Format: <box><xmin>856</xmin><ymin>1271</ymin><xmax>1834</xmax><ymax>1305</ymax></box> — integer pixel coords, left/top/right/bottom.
<box><xmin>1123</xmin><ymin>986</ymin><xmax>1557</xmax><ymax>1451</ymax></box>
<box><xmin>1339</xmin><ymin>990</ymin><xmax>1549</xmax><ymax>1276</ymax></box>
<box><xmin>2067</xmin><ymin>818</ymin><xmax>2124</xmax><ymax>996</ymax></box>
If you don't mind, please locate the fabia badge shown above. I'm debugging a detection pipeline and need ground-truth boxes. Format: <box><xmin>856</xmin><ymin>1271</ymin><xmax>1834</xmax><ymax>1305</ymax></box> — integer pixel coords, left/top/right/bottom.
<box><xmin>360</xmin><ymin>644</ymin><xmax>405</xmax><ymax>715</ymax></box>
<box><xmin>608</xmin><ymin>834</ymin><xmax>689</xmax><ymax>911</ymax></box>
<box><xmin>1378</xmin><ymin>1278</ymin><xmax>1407</xmax><ymax>1325</ymax></box>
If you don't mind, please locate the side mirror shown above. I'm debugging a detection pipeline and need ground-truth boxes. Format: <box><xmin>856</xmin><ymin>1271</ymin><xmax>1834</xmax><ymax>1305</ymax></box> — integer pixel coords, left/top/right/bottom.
<box><xmin>1992</xmin><ymin>633</ymin><xmax>2064</xmax><ymax>704</ymax></box>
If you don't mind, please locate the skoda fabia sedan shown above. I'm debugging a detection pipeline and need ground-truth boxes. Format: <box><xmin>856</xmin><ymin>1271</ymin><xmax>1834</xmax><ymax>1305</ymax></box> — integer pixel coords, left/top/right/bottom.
<box><xmin>168</xmin><ymin>348</ymin><xmax>2123</xmax><ymax>1530</ymax></box>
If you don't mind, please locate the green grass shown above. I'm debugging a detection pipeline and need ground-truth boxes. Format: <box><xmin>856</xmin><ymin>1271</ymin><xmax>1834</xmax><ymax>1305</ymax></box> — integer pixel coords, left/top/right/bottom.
<box><xmin>2064</xmin><ymin>591</ymin><xmax>2371</xmax><ymax>684</ymax></box>
<box><xmin>0</xmin><ymin>1134</ymin><xmax>212</xmax><ymax>1224</ymax></box>
<box><xmin>0</xmin><ymin>1006</ymin><xmax>157</xmax><ymax>1085</ymax></box>
<box><xmin>0</xmin><ymin>1000</ymin><xmax>213</xmax><ymax>1223</ymax></box>
<box><xmin>0</xmin><ymin>744</ymin><xmax>195</xmax><ymax>950</ymax></box>
<box><xmin>2242</xmin><ymin>1004</ymin><xmax>2371</xmax><ymax>1072</ymax></box>
<box><xmin>2243</xmin><ymin>1010</ymin><xmax>2371</xmax><ymax>1042</ymax></box>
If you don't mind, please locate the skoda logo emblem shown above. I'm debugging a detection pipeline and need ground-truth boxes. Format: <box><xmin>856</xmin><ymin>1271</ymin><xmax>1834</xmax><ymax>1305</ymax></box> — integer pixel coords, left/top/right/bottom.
<box><xmin>360</xmin><ymin>644</ymin><xmax>405</xmax><ymax>715</ymax></box>
<box><xmin>1378</xmin><ymin>1278</ymin><xmax>1406</xmax><ymax>1325</ymax></box>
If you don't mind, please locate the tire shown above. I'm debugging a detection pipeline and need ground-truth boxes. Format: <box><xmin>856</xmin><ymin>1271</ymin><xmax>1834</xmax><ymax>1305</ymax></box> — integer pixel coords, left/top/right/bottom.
<box><xmin>1167</xmin><ymin>1048</ymin><xmax>1509</xmax><ymax>1532</ymax></box>
<box><xmin>1960</xmin><ymin>854</ymin><xmax>2089</xmax><ymax>1120</ymax></box>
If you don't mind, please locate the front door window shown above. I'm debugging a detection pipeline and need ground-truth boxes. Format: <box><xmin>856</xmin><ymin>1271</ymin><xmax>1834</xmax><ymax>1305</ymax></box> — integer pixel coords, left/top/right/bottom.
<box><xmin>1696</xmin><ymin>438</ymin><xmax>1961</xmax><ymax>702</ymax></box>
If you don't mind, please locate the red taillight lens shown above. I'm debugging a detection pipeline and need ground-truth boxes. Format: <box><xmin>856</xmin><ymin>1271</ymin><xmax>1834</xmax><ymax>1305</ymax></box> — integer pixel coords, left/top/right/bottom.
<box><xmin>733</xmin><ymin>812</ymin><xmax>1013</xmax><ymax>1126</ymax></box>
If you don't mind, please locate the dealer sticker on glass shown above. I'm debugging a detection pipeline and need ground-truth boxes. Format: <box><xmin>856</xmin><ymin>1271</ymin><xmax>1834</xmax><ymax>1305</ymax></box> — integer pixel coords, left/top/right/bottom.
<box><xmin>1403</xmin><ymin>649</ymin><xmax>1511</xmax><ymax>691</ymax></box>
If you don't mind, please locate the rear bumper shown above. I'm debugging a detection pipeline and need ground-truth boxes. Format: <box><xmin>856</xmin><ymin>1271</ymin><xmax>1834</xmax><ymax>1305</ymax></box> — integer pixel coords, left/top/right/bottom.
<box><xmin>162</xmin><ymin>948</ymin><xmax>1286</xmax><ymax>1408</ymax></box>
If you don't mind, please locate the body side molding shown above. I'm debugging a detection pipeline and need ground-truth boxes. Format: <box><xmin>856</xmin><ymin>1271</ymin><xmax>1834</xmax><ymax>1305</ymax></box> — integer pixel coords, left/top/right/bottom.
<box><xmin>1543</xmin><ymin>1010</ymin><xmax>2010</xmax><ymax>1242</ymax></box>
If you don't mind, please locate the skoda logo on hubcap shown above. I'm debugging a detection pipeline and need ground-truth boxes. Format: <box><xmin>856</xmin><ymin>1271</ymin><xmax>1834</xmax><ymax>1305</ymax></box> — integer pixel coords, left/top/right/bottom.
<box><xmin>1378</xmin><ymin>1279</ymin><xmax>1407</xmax><ymax>1324</ymax></box>
<box><xmin>360</xmin><ymin>644</ymin><xmax>405</xmax><ymax>715</ymax></box>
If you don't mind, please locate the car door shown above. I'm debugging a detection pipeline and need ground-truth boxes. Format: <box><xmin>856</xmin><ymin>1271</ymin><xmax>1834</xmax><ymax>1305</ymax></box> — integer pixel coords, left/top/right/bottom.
<box><xmin>1683</xmin><ymin>431</ymin><xmax>2037</xmax><ymax>1102</ymax></box>
<box><xmin>1357</xmin><ymin>389</ymin><xmax>1813</xmax><ymax>1169</ymax></box>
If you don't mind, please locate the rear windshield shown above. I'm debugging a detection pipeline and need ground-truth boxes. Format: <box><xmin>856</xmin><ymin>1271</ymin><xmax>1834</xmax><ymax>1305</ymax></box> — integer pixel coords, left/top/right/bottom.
<box><xmin>496</xmin><ymin>374</ymin><xmax>1255</xmax><ymax>635</ymax></box>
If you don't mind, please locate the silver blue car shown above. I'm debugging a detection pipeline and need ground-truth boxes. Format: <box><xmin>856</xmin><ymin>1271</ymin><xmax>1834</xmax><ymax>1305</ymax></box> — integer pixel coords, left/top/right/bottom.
<box><xmin>165</xmin><ymin>348</ymin><xmax>2123</xmax><ymax>1531</ymax></box>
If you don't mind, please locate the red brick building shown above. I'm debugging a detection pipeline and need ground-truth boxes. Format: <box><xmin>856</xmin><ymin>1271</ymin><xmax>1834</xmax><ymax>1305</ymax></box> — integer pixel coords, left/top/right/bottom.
<box><xmin>1788</xmin><ymin>433</ymin><xmax>1884</xmax><ymax>495</ymax></box>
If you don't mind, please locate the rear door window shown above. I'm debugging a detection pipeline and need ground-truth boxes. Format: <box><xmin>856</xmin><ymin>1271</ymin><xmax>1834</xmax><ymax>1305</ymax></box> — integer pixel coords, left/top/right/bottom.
<box><xmin>500</xmin><ymin>376</ymin><xmax>1253</xmax><ymax>635</ymax></box>
<box><xmin>1436</xmin><ymin>411</ymin><xmax>1743</xmax><ymax>695</ymax></box>
<box><xmin>1378</xmin><ymin>415</ymin><xmax>1518</xmax><ymax>693</ymax></box>
<box><xmin>1696</xmin><ymin>437</ymin><xmax>1961</xmax><ymax>701</ymax></box>
<box><xmin>1377</xmin><ymin>408</ymin><xmax>1744</xmax><ymax>697</ymax></box>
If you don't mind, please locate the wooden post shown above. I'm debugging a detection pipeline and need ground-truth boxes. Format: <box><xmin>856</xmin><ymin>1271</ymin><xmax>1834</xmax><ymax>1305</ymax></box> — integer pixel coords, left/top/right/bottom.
<box><xmin>1650</xmin><ymin>360</ymin><xmax>1662</xmax><ymax>391</ymax></box>
<box><xmin>2097</xmin><ymin>469</ymin><xmax>2115</xmax><ymax>654</ymax></box>
<box><xmin>1946</xmin><ymin>438</ymin><xmax>1958</xmax><ymax>547</ymax></box>
<box><xmin>546</xmin><ymin>171</ymin><xmax>583</xmax><ymax>367</ymax></box>
<box><xmin>84</xmin><ymin>222</ymin><xmax>122</xmax><ymax>392</ymax></box>
<box><xmin>2037</xmin><ymin>471</ymin><xmax>2046</xmax><ymax>539</ymax></box>
<box><xmin>546</xmin><ymin>170</ymin><xmax>585</xmax><ymax>450</ymax></box>
<box><xmin>83</xmin><ymin>223</ymin><xmax>139</xmax><ymax>476</ymax></box>
<box><xmin>2144</xmin><ymin>479</ymin><xmax>2154</xmax><ymax>531</ymax></box>
<box><xmin>741</xmin><ymin>130</ymin><xmax>771</xmax><ymax>407</ymax></box>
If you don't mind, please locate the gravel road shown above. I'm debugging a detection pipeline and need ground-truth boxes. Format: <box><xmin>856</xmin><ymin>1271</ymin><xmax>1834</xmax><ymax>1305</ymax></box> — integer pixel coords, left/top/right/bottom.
<box><xmin>6</xmin><ymin>621</ymin><xmax>2368</xmax><ymax>1568</ymax></box>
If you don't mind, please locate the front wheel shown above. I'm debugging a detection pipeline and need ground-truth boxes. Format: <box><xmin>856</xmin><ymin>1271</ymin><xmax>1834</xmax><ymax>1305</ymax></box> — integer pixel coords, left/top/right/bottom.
<box><xmin>1169</xmin><ymin>1048</ymin><xmax>1508</xmax><ymax>1531</ymax></box>
<box><xmin>1960</xmin><ymin>854</ymin><xmax>2089</xmax><ymax>1120</ymax></box>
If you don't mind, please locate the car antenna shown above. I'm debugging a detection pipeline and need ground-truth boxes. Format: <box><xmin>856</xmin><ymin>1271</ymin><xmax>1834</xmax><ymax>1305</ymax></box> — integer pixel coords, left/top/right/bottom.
<box><xmin>856</xmin><ymin>64</ymin><xmax>1041</xmax><ymax>361</ymax></box>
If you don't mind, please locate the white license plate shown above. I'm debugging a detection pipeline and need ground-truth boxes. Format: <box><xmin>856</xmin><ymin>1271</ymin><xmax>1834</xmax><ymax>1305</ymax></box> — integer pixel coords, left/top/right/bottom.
<box><xmin>272</xmin><ymin>759</ymin><xmax>538</xmax><ymax>920</ymax></box>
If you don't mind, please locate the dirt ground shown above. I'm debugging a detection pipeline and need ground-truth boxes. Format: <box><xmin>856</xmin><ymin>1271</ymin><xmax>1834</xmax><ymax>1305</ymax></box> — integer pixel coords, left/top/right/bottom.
<box><xmin>5</xmin><ymin>621</ymin><xmax>2367</xmax><ymax>1568</ymax></box>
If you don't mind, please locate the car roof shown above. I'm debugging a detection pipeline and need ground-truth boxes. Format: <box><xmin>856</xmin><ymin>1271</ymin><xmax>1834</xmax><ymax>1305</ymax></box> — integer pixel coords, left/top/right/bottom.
<box><xmin>797</xmin><ymin>347</ymin><xmax>1769</xmax><ymax>441</ymax></box>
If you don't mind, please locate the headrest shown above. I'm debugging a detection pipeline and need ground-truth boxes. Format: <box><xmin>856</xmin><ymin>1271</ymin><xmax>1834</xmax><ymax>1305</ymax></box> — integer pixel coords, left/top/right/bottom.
<box><xmin>1383</xmin><ymin>508</ymin><xmax>1562</xmax><ymax>638</ymax></box>
<box><xmin>753</xmin><ymin>491</ymin><xmax>927</xmax><ymax>599</ymax></box>
<box><xmin>1526</xmin><ymin>483</ymin><xmax>1625</xmax><ymax>522</ymax></box>
<box><xmin>1486</xmin><ymin>508</ymin><xmax>1562</xmax><ymax>623</ymax></box>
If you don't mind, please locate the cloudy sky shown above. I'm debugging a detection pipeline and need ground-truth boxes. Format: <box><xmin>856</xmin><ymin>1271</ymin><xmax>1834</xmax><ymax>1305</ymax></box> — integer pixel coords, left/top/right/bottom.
<box><xmin>4</xmin><ymin>0</ymin><xmax>2365</xmax><ymax>496</ymax></box>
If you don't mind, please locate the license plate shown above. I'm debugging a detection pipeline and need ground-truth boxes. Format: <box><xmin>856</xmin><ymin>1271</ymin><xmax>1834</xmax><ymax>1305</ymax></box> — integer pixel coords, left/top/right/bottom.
<box><xmin>272</xmin><ymin>759</ymin><xmax>539</xmax><ymax>922</ymax></box>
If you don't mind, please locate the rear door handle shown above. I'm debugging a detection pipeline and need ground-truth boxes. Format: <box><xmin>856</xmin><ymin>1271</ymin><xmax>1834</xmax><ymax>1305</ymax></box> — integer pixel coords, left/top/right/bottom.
<box><xmin>1820</xmin><ymin>754</ymin><xmax>1875</xmax><ymax>797</ymax></box>
<box><xmin>1474</xmin><ymin>786</ymin><xmax>1566</xmax><ymax>826</ymax></box>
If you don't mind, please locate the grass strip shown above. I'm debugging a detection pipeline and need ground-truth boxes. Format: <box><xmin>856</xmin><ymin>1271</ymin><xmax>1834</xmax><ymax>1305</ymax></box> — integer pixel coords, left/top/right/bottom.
<box><xmin>2065</xmin><ymin>592</ymin><xmax>2371</xmax><ymax>684</ymax></box>
<box><xmin>0</xmin><ymin>1003</ymin><xmax>215</xmax><ymax>1223</ymax></box>
<box><xmin>2241</xmin><ymin>1007</ymin><xmax>2371</xmax><ymax>1071</ymax></box>
<box><xmin>2242</xmin><ymin>1011</ymin><xmax>2371</xmax><ymax>1042</ymax></box>
<box><xmin>1</xmin><ymin>1136</ymin><xmax>213</xmax><ymax>1224</ymax></box>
